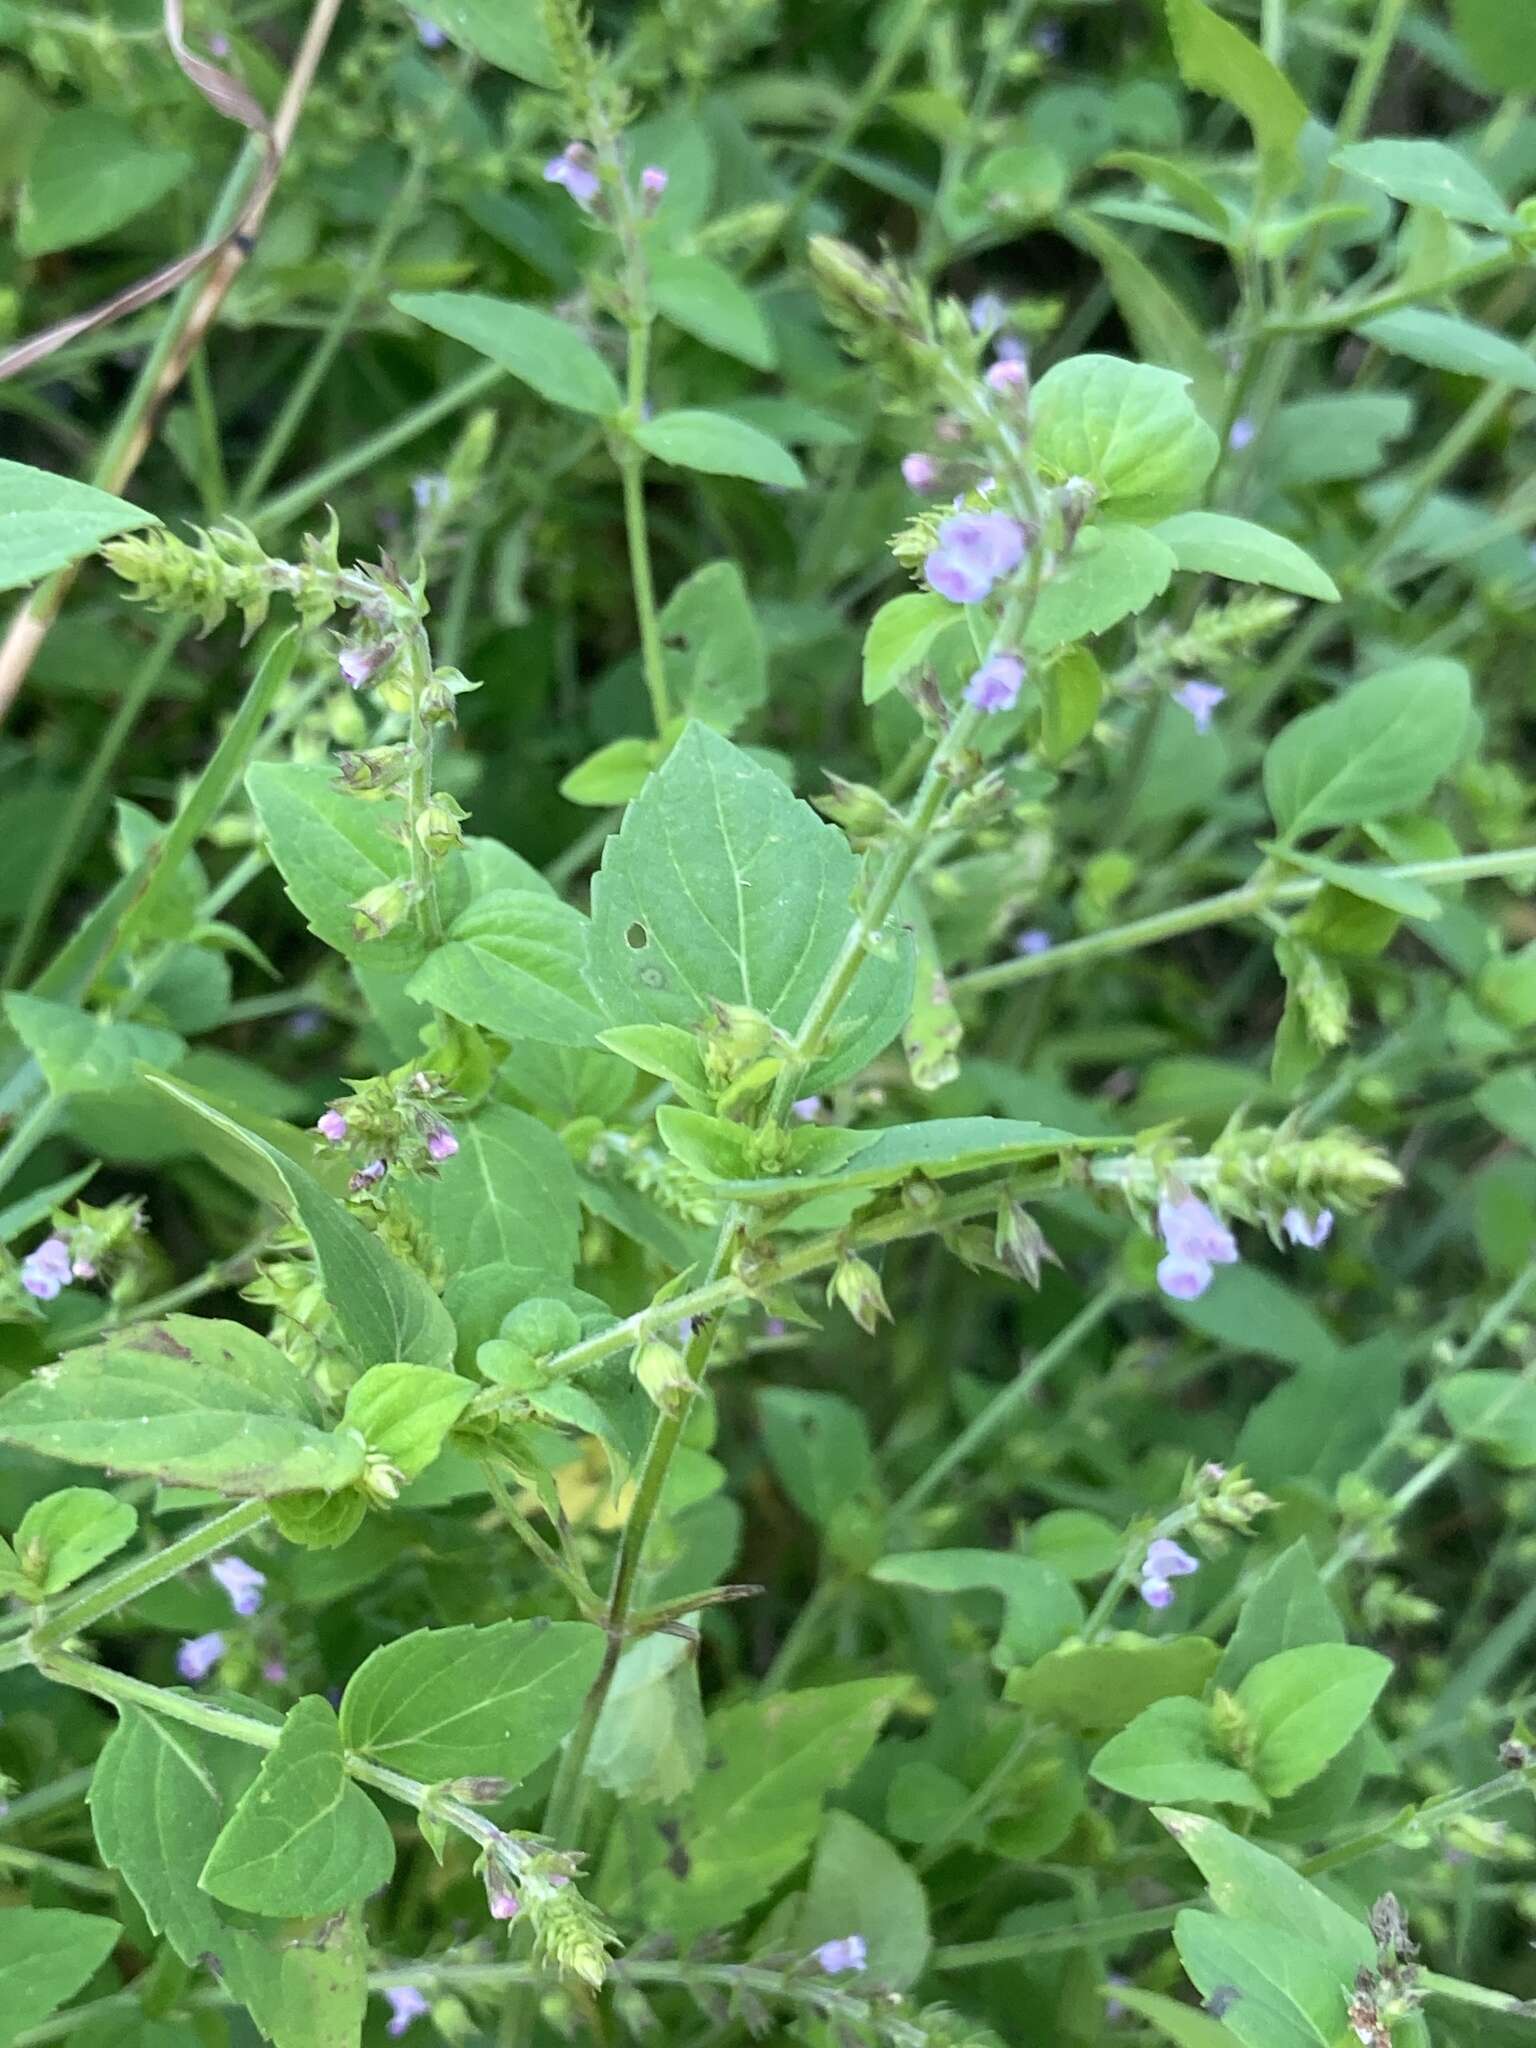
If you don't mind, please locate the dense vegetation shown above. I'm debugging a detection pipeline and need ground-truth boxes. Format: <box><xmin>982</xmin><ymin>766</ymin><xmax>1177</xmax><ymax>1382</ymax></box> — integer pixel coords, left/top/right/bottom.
<box><xmin>3</xmin><ymin>2</ymin><xmax>1536</xmax><ymax>2044</ymax></box>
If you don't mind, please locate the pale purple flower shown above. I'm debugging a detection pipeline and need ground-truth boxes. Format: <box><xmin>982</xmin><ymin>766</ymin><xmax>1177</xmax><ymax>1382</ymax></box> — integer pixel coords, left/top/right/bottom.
<box><xmin>639</xmin><ymin>165</ymin><xmax>668</xmax><ymax>197</ymax></box>
<box><xmin>815</xmin><ymin>1934</ymin><xmax>868</xmax><ymax>1974</ymax></box>
<box><xmin>544</xmin><ymin>143</ymin><xmax>600</xmax><ymax>211</ymax></box>
<box><xmin>1141</xmin><ymin>1575</ymin><xmax>1175</xmax><ymax>1610</ymax></box>
<box><xmin>176</xmin><ymin>1632</ymin><xmax>226</xmax><ymax>1683</ymax></box>
<box><xmin>339</xmin><ymin>642</ymin><xmax>392</xmax><ymax>691</ymax></box>
<box><xmin>384</xmin><ymin>1985</ymin><xmax>430</xmax><ymax>2037</ymax></box>
<box><xmin>70</xmin><ymin>1253</ymin><xmax>96</xmax><ymax>1279</ymax></box>
<box><xmin>901</xmin><ymin>452</ymin><xmax>939</xmax><ymax>491</ymax></box>
<box><xmin>287</xmin><ymin>1006</ymin><xmax>326</xmax><ymax>1039</ymax></box>
<box><xmin>1140</xmin><ymin>1539</ymin><xmax>1197</xmax><ymax>1611</ymax></box>
<box><xmin>210</xmin><ymin>1556</ymin><xmax>266</xmax><ymax>1617</ymax></box>
<box><xmin>792</xmin><ymin>1097</ymin><xmax>822</xmax><ymax>1121</ymax></box>
<box><xmin>20</xmin><ymin>1236</ymin><xmax>73</xmax><ymax>1301</ymax></box>
<box><xmin>262</xmin><ymin>1658</ymin><xmax>288</xmax><ymax>1684</ymax></box>
<box><xmin>410</xmin><ymin>12</ymin><xmax>447</xmax><ymax>46</ymax></box>
<box><xmin>1228</xmin><ymin>415</ymin><xmax>1256</xmax><ymax>451</ymax></box>
<box><xmin>426</xmin><ymin>1125</ymin><xmax>458</xmax><ymax>1163</ymax></box>
<box><xmin>1031</xmin><ymin>20</ymin><xmax>1064</xmax><ymax>56</ymax></box>
<box><xmin>1156</xmin><ymin>1252</ymin><xmax>1213</xmax><ymax>1301</ymax></box>
<box><xmin>964</xmin><ymin>652</ymin><xmax>1024</xmax><ymax>712</ymax></box>
<box><xmin>1014</xmin><ymin>927</ymin><xmax>1052</xmax><ymax>957</ymax></box>
<box><xmin>925</xmin><ymin>511</ymin><xmax>1026</xmax><ymax>605</ymax></box>
<box><xmin>765</xmin><ymin>1317</ymin><xmax>787</xmax><ymax>1337</ymax></box>
<box><xmin>970</xmin><ymin>292</ymin><xmax>1007</xmax><ymax>332</ymax></box>
<box><xmin>985</xmin><ymin>358</ymin><xmax>1027</xmax><ymax>394</ymax></box>
<box><xmin>411</xmin><ymin>473</ymin><xmax>450</xmax><ymax>512</ymax></box>
<box><xmin>1158</xmin><ymin>1193</ymin><xmax>1238</xmax><ymax>1267</ymax></box>
<box><xmin>317</xmin><ymin>1109</ymin><xmax>348</xmax><ymax>1143</ymax></box>
<box><xmin>208</xmin><ymin>31</ymin><xmax>231</xmax><ymax>56</ymax></box>
<box><xmin>351</xmin><ymin>1158</ymin><xmax>388</xmax><ymax>1191</ymax></box>
<box><xmin>489</xmin><ymin>1887</ymin><xmax>520</xmax><ymax>1921</ymax></box>
<box><xmin>994</xmin><ymin>332</ymin><xmax>1029</xmax><ymax>364</ymax></box>
<box><xmin>1172</xmin><ymin>680</ymin><xmax>1226</xmax><ymax>733</ymax></box>
<box><xmin>1283</xmin><ymin>1206</ymin><xmax>1334</xmax><ymax>1249</ymax></box>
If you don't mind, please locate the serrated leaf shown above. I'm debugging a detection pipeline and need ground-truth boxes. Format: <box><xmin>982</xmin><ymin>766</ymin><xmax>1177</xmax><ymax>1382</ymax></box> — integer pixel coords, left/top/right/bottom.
<box><xmin>12</xmin><ymin>1486</ymin><xmax>136</xmax><ymax>1595</ymax></box>
<box><xmin>0</xmin><ymin>461</ymin><xmax>156</xmax><ymax>590</ymax></box>
<box><xmin>4</xmin><ymin>992</ymin><xmax>184</xmax><ymax>1098</ymax></box>
<box><xmin>1332</xmin><ymin>137</ymin><xmax>1516</xmax><ymax>230</ymax></box>
<box><xmin>633</xmin><ymin>409</ymin><xmax>805</xmax><ymax>488</ymax></box>
<box><xmin>392</xmin><ymin>292</ymin><xmax>622</xmax><ymax>415</ymax></box>
<box><xmin>597</xmin><ymin>1677</ymin><xmax>908</xmax><ymax>1938</ymax></box>
<box><xmin>1165</xmin><ymin>0</ymin><xmax>1307</xmax><ymax>192</ymax></box>
<box><xmin>588</xmin><ymin>1630</ymin><xmax>706</xmax><ymax>1807</ymax></box>
<box><xmin>403</xmin><ymin>1101</ymin><xmax>581</xmax><ymax>1282</ymax></box>
<box><xmin>340</xmin><ymin>1619</ymin><xmax>605</xmax><ymax>1782</ymax></box>
<box><xmin>246</xmin><ymin>761</ymin><xmax>422</xmax><ymax>970</ymax></box>
<box><xmin>1234</xmin><ymin>1644</ymin><xmax>1390</xmax><ymax>1797</ymax></box>
<box><xmin>1091</xmin><ymin>1696</ymin><xmax>1267</xmax><ymax>1809</ymax></box>
<box><xmin>0</xmin><ymin>1317</ymin><xmax>363</xmax><ymax>1497</ymax></box>
<box><xmin>1438</xmin><ymin>1370</ymin><xmax>1536</xmax><ymax>1467</ymax></box>
<box><xmin>408</xmin><ymin>890</ymin><xmax>604</xmax><ymax>1048</ymax></box>
<box><xmin>758</xmin><ymin>1388</ymin><xmax>874</xmax><ymax>1526</ymax></box>
<box><xmin>1031</xmin><ymin>354</ymin><xmax>1219</xmax><ymax>521</ymax></box>
<box><xmin>585</xmin><ymin>722</ymin><xmax>913</xmax><ymax>1090</ymax></box>
<box><xmin>1264</xmin><ymin>656</ymin><xmax>1471</xmax><ymax>838</ymax></box>
<box><xmin>1026</xmin><ymin>523</ymin><xmax>1177</xmax><ymax>649</ymax></box>
<box><xmin>199</xmin><ymin>1695</ymin><xmax>395</xmax><ymax>1917</ymax></box>
<box><xmin>861</xmin><ymin>590</ymin><xmax>965</xmax><ymax>704</ymax></box>
<box><xmin>1152</xmin><ymin>512</ymin><xmax>1339</xmax><ymax>600</ymax></box>
<box><xmin>0</xmin><ymin>1907</ymin><xmax>122</xmax><ymax>2044</ymax></box>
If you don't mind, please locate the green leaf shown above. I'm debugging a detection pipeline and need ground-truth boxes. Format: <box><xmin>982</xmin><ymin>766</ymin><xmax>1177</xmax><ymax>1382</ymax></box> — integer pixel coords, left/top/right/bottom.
<box><xmin>1173</xmin><ymin>1912</ymin><xmax>1347</xmax><ymax>2048</ymax></box>
<box><xmin>650</xmin><ymin>252</ymin><xmax>776</xmax><ymax>369</ymax></box>
<box><xmin>598</xmin><ymin>1677</ymin><xmax>908</xmax><ymax>1938</ymax></box>
<box><xmin>1155</xmin><ymin>1808</ymin><xmax>1372</xmax><ymax>1971</ymax></box>
<box><xmin>1031</xmin><ymin>354</ymin><xmax>1219</xmax><ymax>521</ymax></box>
<box><xmin>633</xmin><ymin>409</ymin><xmax>806</xmax><ymax>488</ymax></box>
<box><xmin>1452</xmin><ymin>0</ymin><xmax>1536</xmax><ymax>92</ymax></box>
<box><xmin>1063</xmin><ymin>209</ymin><xmax>1225</xmax><ymax>409</ymax></box>
<box><xmin>658</xmin><ymin>561</ymin><xmax>767</xmax><ymax>734</ymax></box>
<box><xmin>1234</xmin><ymin>1645</ymin><xmax>1390</xmax><ymax>1796</ymax></box>
<box><xmin>199</xmin><ymin>1695</ymin><xmax>395</xmax><ymax>1917</ymax></box>
<box><xmin>1005</xmin><ymin>1633</ymin><xmax>1221</xmax><ymax>1734</ymax></box>
<box><xmin>1026</xmin><ymin>1509</ymin><xmax>1121</xmax><ymax>1581</ymax></box>
<box><xmin>585</xmin><ymin>723</ymin><xmax>914</xmax><ymax>1090</ymax></box>
<box><xmin>588</xmin><ymin>1630</ymin><xmax>706</xmax><ymax>1807</ymax></box>
<box><xmin>798</xmin><ymin>1810</ymin><xmax>931</xmax><ymax>1990</ymax></box>
<box><xmin>560</xmin><ymin>737</ymin><xmax>657</xmax><ymax>806</ymax></box>
<box><xmin>0</xmin><ymin>460</ymin><xmax>157</xmax><ymax>593</ymax></box>
<box><xmin>1091</xmin><ymin>1696</ymin><xmax>1267</xmax><ymax>1809</ymax></box>
<box><xmin>1264</xmin><ymin>657</ymin><xmax>1471</xmax><ymax>838</ymax></box>
<box><xmin>0</xmin><ymin>1907</ymin><xmax>122</xmax><ymax>2045</ymax></box>
<box><xmin>4</xmin><ymin>992</ymin><xmax>184</xmax><ymax>1097</ymax></box>
<box><xmin>1169</xmin><ymin>1263</ymin><xmax>1339</xmax><ymax>1370</ymax></box>
<box><xmin>341</xmin><ymin>1365</ymin><xmax>474</xmax><ymax>1482</ymax></box>
<box><xmin>404</xmin><ymin>1102</ymin><xmax>581</xmax><ymax>1282</ymax></box>
<box><xmin>392</xmin><ymin>292</ymin><xmax>622</xmax><ymax>416</ymax></box>
<box><xmin>681</xmin><ymin>1113</ymin><xmax>1096</xmax><ymax>1203</ymax></box>
<box><xmin>1359</xmin><ymin>307</ymin><xmax>1536</xmax><ymax>393</ymax></box>
<box><xmin>146</xmin><ymin>1075</ymin><xmax>456</xmax><ymax>1371</ymax></box>
<box><xmin>1217</xmin><ymin>1541</ymin><xmax>1342</xmax><ymax>1689</ymax></box>
<box><xmin>91</xmin><ymin>1707</ymin><xmax>368</xmax><ymax>2048</ymax></box>
<box><xmin>1238</xmin><ymin>1339</ymin><xmax>1403</xmax><ymax>1493</ymax></box>
<box><xmin>246</xmin><ymin>761</ymin><xmax>422</xmax><ymax>970</ymax></box>
<box><xmin>1152</xmin><ymin>512</ymin><xmax>1340</xmax><ymax>601</ymax></box>
<box><xmin>12</xmin><ymin>1486</ymin><xmax>136</xmax><ymax>1596</ymax></box>
<box><xmin>1438</xmin><ymin>1370</ymin><xmax>1536</xmax><ymax>1468</ymax></box>
<box><xmin>0</xmin><ymin>1318</ymin><xmax>364</xmax><ymax>1497</ymax></box>
<box><xmin>1025</xmin><ymin>524</ymin><xmax>1177</xmax><ymax>650</ymax></box>
<box><xmin>862</xmin><ymin>590</ymin><xmax>965</xmax><ymax>704</ymax></box>
<box><xmin>340</xmin><ymin>1618</ymin><xmax>605</xmax><ymax>1783</ymax></box>
<box><xmin>408</xmin><ymin>891</ymin><xmax>603</xmax><ymax>1048</ymax></box>
<box><xmin>757</xmin><ymin>1388</ymin><xmax>874</xmax><ymax>1525</ymax></box>
<box><xmin>1270</xmin><ymin>393</ymin><xmax>1414</xmax><ymax>488</ymax></box>
<box><xmin>1259</xmin><ymin>844</ymin><xmax>1441</xmax><ymax>920</ymax></box>
<box><xmin>1165</xmin><ymin>0</ymin><xmax>1307</xmax><ymax>192</ymax></box>
<box><xmin>415</xmin><ymin>0</ymin><xmax>560</xmax><ymax>83</ymax></box>
<box><xmin>1039</xmin><ymin>647</ymin><xmax>1104</xmax><ymax>761</ymax></box>
<box><xmin>1331</xmin><ymin>138</ymin><xmax>1516</xmax><ymax>231</ymax></box>
<box><xmin>19</xmin><ymin>108</ymin><xmax>191</xmax><ymax>255</ymax></box>
<box><xmin>871</xmin><ymin>1549</ymin><xmax>1083</xmax><ymax>1668</ymax></box>
<box><xmin>1110</xmin><ymin>1985</ymin><xmax>1245</xmax><ymax>2048</ymax></box>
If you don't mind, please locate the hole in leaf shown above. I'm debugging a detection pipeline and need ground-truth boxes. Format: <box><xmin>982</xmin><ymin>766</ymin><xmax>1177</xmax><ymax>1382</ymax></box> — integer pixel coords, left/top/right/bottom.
<box><xmin>625</xmin><ymin>921</ymin><xmax>649</xmax><ymax>950</ymax></box>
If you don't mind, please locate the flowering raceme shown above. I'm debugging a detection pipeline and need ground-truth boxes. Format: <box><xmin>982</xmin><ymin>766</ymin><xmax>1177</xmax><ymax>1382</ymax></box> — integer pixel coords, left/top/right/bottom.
<box><xmin>924</xmin><ymin>511</ymin><xmax>1026</xmax><ymax>605</ymax></box>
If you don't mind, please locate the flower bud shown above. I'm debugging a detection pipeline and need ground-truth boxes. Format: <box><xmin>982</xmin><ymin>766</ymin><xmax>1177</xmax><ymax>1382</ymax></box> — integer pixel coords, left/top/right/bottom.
<box><xmin>339</xmin><ymin>636</ymin><xmax>398</xmax><ymax>691</ymax></box>
<box><xmin>335</xmin><ymin>745</ymin><xmax>410</xmax><ymax>794</ymax></box>
<box><xmin>995</xmin><ymin>1200</ymin><xmax>1056</xmax><ymax>1287</ymax></box>
<box><xmin>632</xmin><ymin>1338</ymin><xmax>697</xmax><ymax>1416</ymax></box>
<box><xmin>827</xmin><ymin>1252</ymin><xmax>891</xmax><ymax>1335</ymax></box>
<box><xmin>350</xmin><ymin>878</ymin><xmax>419</xmax><ymax>942</ymax></box>
<box><xmin>362</xmin><ymin>1450</ymin><xmax>405</xmax><ymax>1503</ymax></box>
<box><xmin>415</xmin><ymin>795</ymin><xmax>467</xmax><ymax>859</ymax></box>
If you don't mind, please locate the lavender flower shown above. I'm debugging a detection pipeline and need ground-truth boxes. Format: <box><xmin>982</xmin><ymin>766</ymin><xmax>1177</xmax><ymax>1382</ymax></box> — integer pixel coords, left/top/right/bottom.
<box><xmin>489</xmin><ymin>1887</ymin><xmax>520</xmax><ymax>1921</ymax></box>
<box><xmin>1014</xmin><ymin>927</ymin><xmax>1052</xmax><ymax>957</ymax></box>
<box><xmin>1158</xmin><ymin>1193</ymin><xmax>1239</xmax><ymax>1267</ymax></box>
<box><xmin>426</xmin><ymin>1125</ymin><xmax>459</xmax><ymax>1163</ymax></box>
<box><xmin>210</xmin><ymin>1556</ymin><xmax>266</xmax><ymax>1617</ymax></box>
<box><xmin>262</xmin><ymin>1658</ymin><xmax>288</xmax><ymax>1684</ymax></box>
<box><xmin>411</xmin><ymin>473</ymin><xmax>450</xmax><ymax>512</ymax></box>
<box><xmin>814</xmin><ymin>1934</ymin><xmax>868</xmax><ymax>1974</ymax></box>
<box><xmin>901</xmin><ymin>451</ymin><xmax>939</xmax><ymax>491</ymax></box>
<box><xmin>639</xmin><ymin>165</ymin><xmax>668</xmax><ymax>197</ymax></box>
<box><xmin>1155</xmin><ymin>1252</ymin><xmax>1212</xmax><ymax>1301</ymax></box>
<box><xmin>1172</xmin><ymin>680</ymin><xmax>1226</xmax><ymax>733</ymax></box>
<box><xmin>1228</xmin><ymin>415</ymin><xmax>1256</xmax><ymax>451</ymax></box>
<box><xmin>1140</xmin><ymin>1537</ymin><xmax>1198</xmax><ymax>1610</ymax></box>
<box><xmin>410</xmin><ymin>12</ymin><xmax>447</xmax><ymax>46</ymax></box>
<box><xmin>317</xmin><ymin>1109</ymin><xmax>348</xmax><ymax>1143</ymax></box>
<box><xmin>384</xmin><ymin>1985</ymin><xmax>430</xmax><ymax>2037</ymax></box>
<box><xmin>1283</xmin><ymin>1206</ymin><xmax>1334</xmax><ymax>1249</ymax></box>
<box><xmin>544</xmin><ymin>143</ymin><xmax>600</xmax><ymax>211</ymax></box>
<box><xmin>176</xmin><ymin>1632</ymin><xmax>227</xmax><ymax>1683</ymax></box>
<box><xmin>985</xmin><ymin>358</ymin><xmax>1027</xmax><ymax>394</ymax></box>
<box><xmin>792</xmin><ymin>1096</ymin><xmax>822</xmax><ymax>1121</ymax></box>
<box><xmin>339</xmin><ymin>641</ymin><xmax>394</xmax><ymax>691</ymax></box>
<box><xmin>964</xmin><ymin>652</ymin><xmax>1024</xmax><ymax>713</ymax></box>
<box><xmin>924</xmin><ymin>511</ymin><xmax>1026</xmax><ymax>605</ymax></box>
<box><xmin>969</xmin><ymin>291</ymin><xmax>1007</xmax><ymax>332</ymax></box>
<box><xmin>20</xmin><ymin>1236</ymin><xmax>73</xmax><ymax>1302</ymax></box>
<box><xmin>351</xmin><ymin>1158</ymin><xmax>388</xmax><ymax>1191</ymax></box>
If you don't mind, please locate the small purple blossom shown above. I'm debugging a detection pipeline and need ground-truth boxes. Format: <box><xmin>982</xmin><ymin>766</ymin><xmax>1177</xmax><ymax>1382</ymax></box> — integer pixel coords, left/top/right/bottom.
<box><xmin>71</xmin><ymin>1253</ymin><xmax>97</xmax><ymax>1279</ymax></box>
<box><xmin>544</xmin><ymin>142</ymin><xmax>600</xmax><ymax>211</ymax></box>
<box><xmin>1156</xmin><ymin>1252</ymin><xmax>1214</xmax><ymax>1301</ymax></box>
<box><xmin>924</xmin><ymin>511</ymin><xmax>1026</xmax><ymax>605</ymax></box>
<box><xmin>350</xmin><ymin>1158</ymin><xmax>388</xmax><ymax>1192</ymax></box>
<box><xmin>411</xmin><ymin>473</ymin><xmax>450</xmax><ymax>512</ymax></box>
<box><xmin>489</xmin><ymin>1887</ymin><xmax>520</xmax><ymax>1921</ymax></box>
<box><xmin>970</xmin><ymin>291</ymin><xmax>1007</xmax><ymax>332</ymax></box>
<box><xmin>1014</xmin><ymin>927</ymin><xmax>1052</xmax><ymax>957</ymax></box>
<box><xmin>1141</xmin><ymin>1576</ymin><xmax>1175</xmax><ymax>1610</ymax></box>
<box><xmin>994</xmin><ymin>331</ymin><xmax>1028</xmax><ymax>364</ymax></box>
<box><xmin>339</xmin><ymin>642</ymin><xmax>393</xmax><ymax>691</ymax></box>
<box><xmin>410</xmin><ymin>12</ymin><xmax>447</xmax><ymax>46</ymax></box>
<box><xmin>985</xmin><ymin>358</ymin><xmax>1028</xmax><ymax>394</ymax></box>
<box><xmin>1228</xmin><ymin>415</ymin><xmax>1256</xmax><ymax>451</ymax></box>
<box><xmin>765</xmin><ymin>1316</ymin><xmax>787</xmax><ymax>1338</ymax></box>
<box><xmin>262</xmin><ymin>1658</ymin><xmax>288</xmax><ymax>1684</ymax></box>
<box><xmin>1172</xmin><ymin>680</ymin><xmax>1226</xmax><ymax>734</ymax></box>
<box><xmin>317</xmin><ymin>1109</ymin><xmax>348</xmax><ymax>1143</ymax></box>
<box><xmin>792</xmin><ymin>1097</ymin><xmax>822</xmax><ymax>1121</ymax></box>
<box><xmin>210</xmin><ymin>1556</ymin><xmax>266</xmax><ymax>1617</ymax></box>
<box><xmin>176</xmin><ymin>1632</ymin><xmax>227</xmax><ymax>1684</ymax></box>
<box><xmin>1031</xmin><ymin>19</ymin><xmax>1064</xmax><ymax>57</ymax></box>
<box><xmin>1283</xmin><ymin>1206</ymin><xmax>1334</xmax><ymax>1250</ymax></box>
<box><xmin>1158</xmin><ymin>1194</ymin><xmax>1238</xmax><ymax>1267</ymax></box>
<box><xmin>208</xmin><ymin>31</ymin><xmax>231</xmax><ymax>56</ymax></box>
<box><xmin>964</xmin><ymin>652</ymin><xmax>1024</xmax><ymax>713</ymax></box>
<box><xmin>384</xmin><ymin>1985</ymin><xmax>430</xmax><ymax>2038</ymax></box>
<box><xmin>814</xmin><ymin>1935</ymin><xmax>868</xmax><ymax>1975</ymax></box>
<box><xmin>20</xmin><ymin>1236</ymin><xmax>74</xmax><ymax>1302</ymax></box>
<box><xmin>1140</xmin><ymin>1539</ymin><xmax>1198</xmax><ymax>1611</ymax></box>
<box><xmin>639</xmin><ymin>164</ymin><xmax>668</xmax><ymax>197</ymax></box>
<box><xmin>426</xmin><ymin>1125</ymin><xmax>459</xmax><ymax>1163</ymax></box>
<box><xmin>925</xmin><ymin>550</ymin><xmax>995</xmax><ymax>605</ymax></box>
<box><xmin>901</xmin><ymin>451</ymin><xmax>939</xmax><ymax>491</ymax></box>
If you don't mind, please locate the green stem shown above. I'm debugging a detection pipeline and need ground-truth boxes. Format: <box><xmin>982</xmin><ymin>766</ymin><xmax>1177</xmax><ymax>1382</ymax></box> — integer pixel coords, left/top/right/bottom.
<box><xmin>952</xmin><ymin>846</ymin><xmax>1536</xmax><ymax>999</ymax></box>
<box><xmin>26</xmin><ymin>1500</ymin><xmax>269</xmax><ymax>1658</ymax></box>
<box><xmin>0</xmin><ymin>1098</ymin><xmax>60</xmax><ymax>1202</ymax></box>
<box><xmin>480</xmin><ymin>1461</ymin><xmax>596</xmax><ymax>1610</ymax></box>
<box><xmin>620</xmin><ymin>449</ymin><xmax>671</xmax><ymax>732</ymax></box>
<box><xmin>0</xmin><ymin>1842</ymin><xmax>119</xmax><ymax>1898</ymax></box>
<box><xmin>403</xmin><ymin>625</ymin><xmax>445</xmax><ymax>948</ymax></box>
